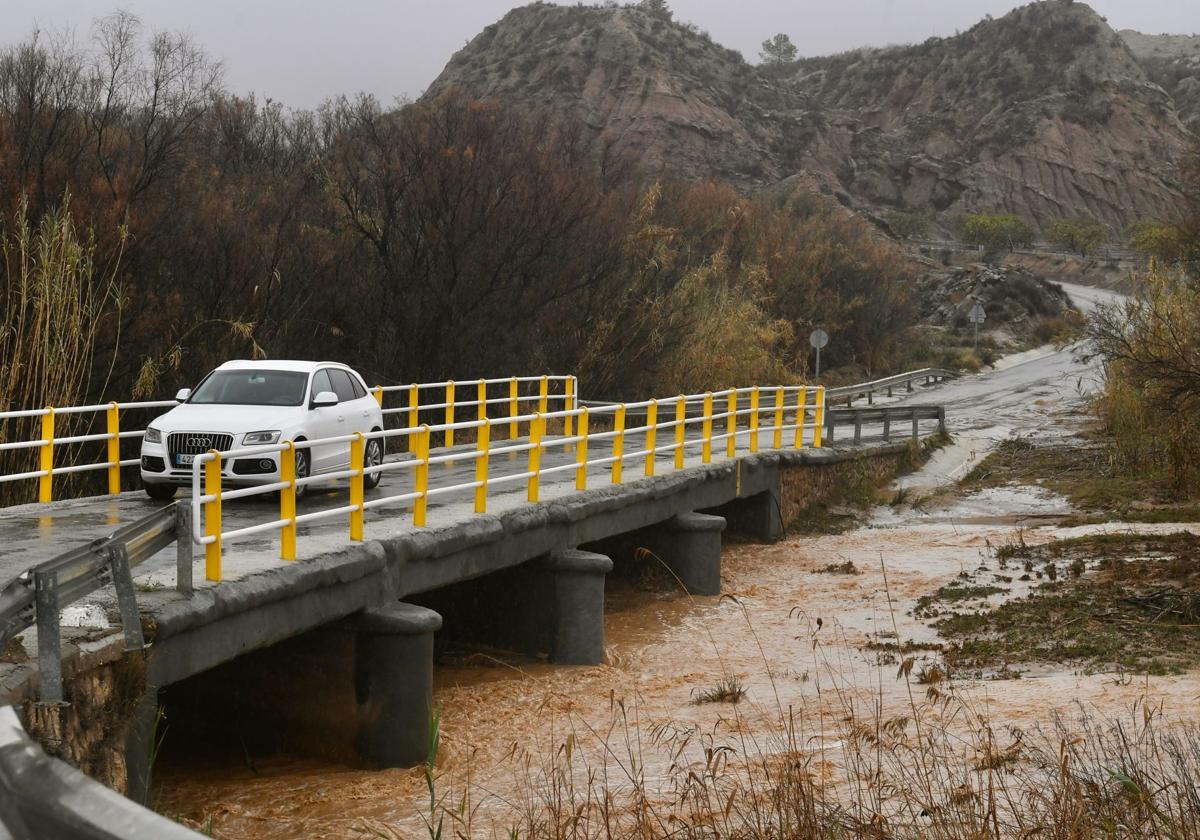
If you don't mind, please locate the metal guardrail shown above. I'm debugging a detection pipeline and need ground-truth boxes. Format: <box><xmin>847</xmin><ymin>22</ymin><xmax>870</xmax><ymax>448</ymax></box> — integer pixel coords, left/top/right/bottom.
<box><xmin>0</xmin><ymin>373</ymin><xmax>576</xmax><ymax>503</ymax></box>
<box><xmin>0</xmin><ymin>502</ymin><xmax>191</xmax><ymax>702</ymax></box>
<box><xmin>825</xmin><ymin>368</ymin><xmax>957</xmax><ymax>406</ymax></box>
<box><xmin>826</xmin><ymin>405</ymin><xmax>947</xmax><ymax>445</ymax></box>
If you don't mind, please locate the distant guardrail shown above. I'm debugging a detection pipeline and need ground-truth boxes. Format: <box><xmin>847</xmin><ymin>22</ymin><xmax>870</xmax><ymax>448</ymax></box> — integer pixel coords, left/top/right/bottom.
<box><xmin>825</xmin><ymin>368</ymin><xmax>957</xmax><ymax>406</ymax></box>
<box><xmin>908</xmin><ymin>237</ymin><xmax>1145</xmax><ymax>264</ymax></box>
<box><xmin>826</xmin><ymin>405</ymin><xmax>947</xmax><ymax>444</ymax></box>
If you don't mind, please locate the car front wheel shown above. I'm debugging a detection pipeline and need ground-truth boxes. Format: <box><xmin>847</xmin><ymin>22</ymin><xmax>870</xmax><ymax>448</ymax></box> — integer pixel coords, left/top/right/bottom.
<box><xmin>364</xmin><ymin>438</ymin><xmax>384</xmax><ymax>489</ymax></box>
<box><xmin>144</xmin><ymin>482</ymin><xmax>177</xmax><ymax>502</ymax></box>
<box><xmin>293</xmin><ymin>445</ymin><xmax>311</xmax><ymax>499</ymax></box>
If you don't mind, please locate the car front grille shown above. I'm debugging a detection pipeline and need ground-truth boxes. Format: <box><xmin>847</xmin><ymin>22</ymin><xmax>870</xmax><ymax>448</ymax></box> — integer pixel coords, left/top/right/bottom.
<box><xmin>168</xmin><ymin>432</ymin><xmax>235</xmax><ymax>467</ymax></box>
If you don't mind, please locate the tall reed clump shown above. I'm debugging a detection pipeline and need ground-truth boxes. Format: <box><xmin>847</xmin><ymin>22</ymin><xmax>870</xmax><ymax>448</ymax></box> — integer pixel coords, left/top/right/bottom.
<box><xmin>0</xmin><ymin>196</ymin><xmax>124</xmax><ymax>505</ymax></box>
<box><xmin>1088</xmin><ymin>263</ymin><xmax>1200</xmax><ymax>498</ymax></box>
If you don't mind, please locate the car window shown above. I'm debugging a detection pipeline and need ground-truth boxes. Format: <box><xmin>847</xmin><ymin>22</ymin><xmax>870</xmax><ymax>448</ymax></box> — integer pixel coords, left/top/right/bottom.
<box><xmin>190</xmin><ymin>370</ymin><xmax>308</xmax><ymax>406</ymax></box>
<box><xmin>348</xmin><ymin>372</ymin><xmax>368</xmax><ymax>400</ymax></box>
<box><xmin>310</xmin><ymin>369</ymin><xmax>334</xmax><ymax>400</ymax></box>
<box><xmin>328</xmin><ymin>369</ymin><xmax>358</xmax><ymax>403</ymax></box>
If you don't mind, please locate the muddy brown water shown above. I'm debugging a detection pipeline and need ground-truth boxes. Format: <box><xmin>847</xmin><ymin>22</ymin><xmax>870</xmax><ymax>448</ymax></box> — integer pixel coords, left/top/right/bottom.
<box><xmin>152</xmin><ymin>481</ymin><xmax>1200</xmax><ymax>839</ymax></box>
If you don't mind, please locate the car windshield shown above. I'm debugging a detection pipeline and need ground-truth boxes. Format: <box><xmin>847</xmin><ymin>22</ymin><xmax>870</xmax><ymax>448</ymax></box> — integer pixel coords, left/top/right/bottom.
<box><xmin>189</xmin><ymin>370</ymin><xmax>308</xmax><ymax>406</ymax></box>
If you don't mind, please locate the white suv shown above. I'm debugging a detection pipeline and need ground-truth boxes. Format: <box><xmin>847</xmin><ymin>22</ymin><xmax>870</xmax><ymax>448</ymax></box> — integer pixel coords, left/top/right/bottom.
<box><xmin>140</xmin><ymin>360</ymin><xmax>385</xmax><ymax>501</ymax></box>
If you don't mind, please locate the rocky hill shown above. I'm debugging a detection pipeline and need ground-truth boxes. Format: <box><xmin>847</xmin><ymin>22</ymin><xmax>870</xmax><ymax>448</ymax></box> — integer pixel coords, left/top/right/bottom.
<box><xmin>427</xmin><ymin>0</ymin><xmax>1193</xmax><ymax>234</ymax></box>
<box><xmin>1120</xmin><ymin>29</ymin><xmax>1200</xmax><ymax>133</ymax></box>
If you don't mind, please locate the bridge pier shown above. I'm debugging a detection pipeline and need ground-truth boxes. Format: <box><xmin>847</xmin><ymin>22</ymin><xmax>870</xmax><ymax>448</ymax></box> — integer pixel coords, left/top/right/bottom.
<box><xmin>641</xmin><ymin>513</ymin><xmax>727</xmax><ymax>596</ymax></box>
<box><xmin>540</xmin><ymin>550</ymin><xmax>613</xmax><ymax>665</ymax></box>
<box><xmin>354</xmin><ymin>603</ymin><xmax>442</xmax><ymax>768</ymax></box>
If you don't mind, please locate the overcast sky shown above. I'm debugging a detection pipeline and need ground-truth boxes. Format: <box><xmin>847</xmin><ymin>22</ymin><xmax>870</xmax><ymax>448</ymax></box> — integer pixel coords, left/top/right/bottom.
<box><xmin>7</xmin><ymin>1</ymin><xmax>1199</xmax><ymax>109</ymax></box>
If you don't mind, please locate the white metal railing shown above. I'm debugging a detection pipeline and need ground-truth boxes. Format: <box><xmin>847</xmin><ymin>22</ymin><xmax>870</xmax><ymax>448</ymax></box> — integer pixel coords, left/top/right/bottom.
<box><xmin>188</xmin><ymin>384</ymin><xmax>829</xmax><ymax>582</ymax></box>
<box><xmin>0</xmin><ymin>374</ymin><xmax>575</xmax><ymax>503</ymax></box>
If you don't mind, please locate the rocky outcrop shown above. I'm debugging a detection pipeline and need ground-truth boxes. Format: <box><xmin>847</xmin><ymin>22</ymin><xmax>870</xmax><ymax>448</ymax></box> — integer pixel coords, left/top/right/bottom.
<box><xmin>1120</xmin><ymin>29</ymin><xmax>1200</xmax><ymax>133</ymax></box>
<box><xmin>427</xmin><ymin>1</ymin><xmax>1192</xmax><ymax>233</ymax></box>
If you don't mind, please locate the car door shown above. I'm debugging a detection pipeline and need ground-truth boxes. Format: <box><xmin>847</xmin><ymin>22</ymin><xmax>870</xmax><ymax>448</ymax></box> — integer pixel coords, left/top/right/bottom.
<box><xmin>307</xmin><ymin>368</ymin><xmax>345</xmax><ymax>474</ymax></box>
<box><xmin>326</xmin><ymin>369</ymin><xmax>364</xmax><ymax>469</ymax></box>
<box><xmin>335</xmin><ymin>368</ymin><xmax>376</xmax><ymax>433</ymax></box>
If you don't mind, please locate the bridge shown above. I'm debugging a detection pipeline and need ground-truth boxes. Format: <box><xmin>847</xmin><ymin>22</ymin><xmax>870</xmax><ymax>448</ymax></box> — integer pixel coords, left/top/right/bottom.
<box><xmin>0</xmin><ymin>368</ymin><xmax>952</xmax><ymax>837</ymax></box>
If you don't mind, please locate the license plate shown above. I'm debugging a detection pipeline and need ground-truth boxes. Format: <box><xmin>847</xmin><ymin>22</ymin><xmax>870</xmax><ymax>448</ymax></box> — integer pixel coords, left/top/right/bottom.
<box><xmin>176</xmin><ymin>454</ymin><xmax>194</xmax><ymax>466</ymax></box>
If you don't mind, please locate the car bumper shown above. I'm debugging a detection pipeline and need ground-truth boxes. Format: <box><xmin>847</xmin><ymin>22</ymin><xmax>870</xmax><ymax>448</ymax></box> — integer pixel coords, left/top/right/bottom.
<box><xmin>140</xmin><ymin>442</ymin><xmax>282</xmax><ymax>487</ymax></box>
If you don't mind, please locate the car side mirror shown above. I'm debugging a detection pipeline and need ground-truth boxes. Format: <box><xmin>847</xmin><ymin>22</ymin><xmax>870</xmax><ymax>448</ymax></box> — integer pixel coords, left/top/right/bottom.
<box><xmin>311</xmin><ymin>390</ymin><xmax>339</xmax><ymax>409</ymax></box>
<box><xmin>175</xmin><ymin>388</ymin><xmax>191</xmax><ymax>402</ymax></box>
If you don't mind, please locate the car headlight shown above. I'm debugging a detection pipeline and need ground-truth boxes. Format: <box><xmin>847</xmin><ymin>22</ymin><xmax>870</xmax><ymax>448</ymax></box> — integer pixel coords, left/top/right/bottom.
<box><xmin>243</xmin><ymin>430</ymin><xmax>281</xmax><ymax>445</ymax></box>
<box><xmin>145</xmin><ymin>427</ymin><xmax>162</xmax><ymax>444</ymax></box>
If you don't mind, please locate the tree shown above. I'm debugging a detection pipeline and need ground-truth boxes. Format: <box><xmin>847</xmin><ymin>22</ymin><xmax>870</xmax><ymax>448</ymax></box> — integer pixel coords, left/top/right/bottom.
<box><xmin>1046</xmin><ymin>216</ymin><xmax>1105</xmax><ymax>257</ymax></box>
<box><xmin>759</xmin><ymin>33</ymin><xmax>798</xmax><ymax>66</ymax></box>
<box><xmin>961</xmin><ymin>213</ymin><xmax>1034</xmax><ymax>254</ymax></box>
<box><xmin>638</xmin><ymin>0</ymin><xmax>671</xmax><ymax>19</ymax></box>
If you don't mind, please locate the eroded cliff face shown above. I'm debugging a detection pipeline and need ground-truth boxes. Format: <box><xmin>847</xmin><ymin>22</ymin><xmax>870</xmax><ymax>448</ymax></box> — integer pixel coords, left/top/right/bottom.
<box><xmin>427</xmin><ymin>0</ymin><xmax>1192</xmax><ymax>233</ymax></box>
<box><xmin>1121</xmin><ymin>29</ymin><xmax>1200</xmax><ymax>134</ymax></box>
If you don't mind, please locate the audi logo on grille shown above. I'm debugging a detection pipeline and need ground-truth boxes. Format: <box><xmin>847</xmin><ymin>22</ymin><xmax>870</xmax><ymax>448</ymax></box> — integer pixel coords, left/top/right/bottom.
<box><xmin>187</xmin><ymin>436</ymin><xmax>212</xmax><ymax>449</ymax></box>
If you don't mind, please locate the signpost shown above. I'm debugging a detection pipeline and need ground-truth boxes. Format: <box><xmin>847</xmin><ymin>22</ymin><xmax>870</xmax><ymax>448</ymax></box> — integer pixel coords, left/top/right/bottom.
<box><xmin>968</xmin><ymin>302</ymin><xmax>986</xmax><ymax>349</ymax></box>
<box><xmin>809</xmin><ymin>328</ymin><xmax>829</xmax><ymax>381</ymax></box>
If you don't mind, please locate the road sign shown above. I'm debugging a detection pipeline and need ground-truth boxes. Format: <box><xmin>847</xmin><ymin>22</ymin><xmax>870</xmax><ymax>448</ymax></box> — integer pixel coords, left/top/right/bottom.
<box><xmin>810</xmin><ymin>329</ymin><xmax>829</xmax><ymax>380</ymax></box>
<box><xmin>968</xmin><ymin>302</ymin><xmax>986</xmax><ymax>349</ymax></box>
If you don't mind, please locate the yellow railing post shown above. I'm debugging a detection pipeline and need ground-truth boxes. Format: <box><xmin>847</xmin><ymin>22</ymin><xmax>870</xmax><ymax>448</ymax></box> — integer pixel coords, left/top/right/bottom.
<box><xmin>795</xmin><ymin>385</ymin><xmax>809</xmax><ymax>449</ymax></box>
<box><xmin>407</xmin><ymin>384</ymin><xmax>419</xmax><ymax>453</ymax></box>
<box><xmin>644</xmin><ymin>400</ymin><xmax>657</xmax><ymax>476</ymax></box>
<box><xmin>445</xmin><ymin>381</ymin><xmax>456</xmax><ymax>448</ymax></box>
<box><xmin>814</xmin><ymin>386</ymin><xmax>826</xmax><ymax>448</ymax></box>
<box><xmin>576</xmin><ymin>408</ymin><xmax>589</xmax><ymax>490</ymax></box>
<box><xmin>350</xmin><ymin>432</ymin><xmax>365</xmax><ymax>541</ymax></box>
<box><xmin>750</xmin><ymin>387</ymin><xmax>760</xmax><ymax>453</ymax></box>
<box><xmin>538</xmin><ymin>376</ymin><xmax>549</xmax><ymax>415</ymax></box>
<box><xmin>509</xmin><ymin>377</ymin><xmax>519</xmax><ymax>439</ymax></box>
<box><xmin>280</xmin><ymin>441</ymin><xmax>297</xmax><ymax>561</ymax></box>
<box><xmin>477</xmin><ymin>380</ymin><xmax>487</xmax><ymax>422</ymax></box>
<box><xmin>564</xmin><ymin>376</ymin><xmax>576</xmax><ymax>437</ymax></box>
<box><xmin>38</xmin><ymin>408</ymin><xmax>54</xmax><ymax>503</ymax></box>
<box><xmin>773</xmin><ymin>387</ymin><xmax>785</xmax><ymax>450</ymax></box>
<box><xmin>204</xmin><ymin>452</ymin><xmax>222</xmax><ymax>581</ymax></box>
<box><xmin>611</xmin><ymin>405</ymin><xmax>626</xmax><ymax>484</ymax></box>
<box><xmin>106</xmin><ymin>402</ymin><xmax>121</xmax><ymax>495</ymax></box>
<box><xmin>474</xmin><ymin>419</ymin><xmax>490</xmax><ymax>513</ymax></box>
<box><xmin>674</xmin><ymin>396</ymin><xmax>686</xmax><ymax>469</ymax></box>
<box><xmin>702</xmin><ymin>393</ymin><xmax>713</xmax><ymax>464</ymax></box>
<box><xmin>414</xmin><ymin>425</ymin><xmax>430</xmax><ymax>526</ymax></box>
<box><xmin>528</xmin><ymin>414</ymin><xmax>543</xmax><ymax>502</ymax></box>
<box><xmin>726</xmin><ymin>391</ymin><xmax>737</xmax><ymax>458</ymax></box>
<box><xmin>373</xmin><ymin>386</ymin><xmax>384</xmax><ymax>408</ymax></box>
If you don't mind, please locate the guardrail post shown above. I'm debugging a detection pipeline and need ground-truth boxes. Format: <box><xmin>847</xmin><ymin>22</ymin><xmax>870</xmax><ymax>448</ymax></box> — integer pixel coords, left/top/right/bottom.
<box><xmin>674</xmin><ymin>396</ymin><xmax>686</xmax><ymax>469</ymax></box>
<box><xmin>350</xmin><ymin>432</ymin><xmax>365</xmax><ymax>541</ymax></box>
<box><xmin>883</xmin><ymin>413</ymin><xmax>891</xmax><ymax>441</ymax></box>
<box><xmin>813</xmin><ymin>387</ymin><xmax>826</xmax><ymax>448</ymax></box>
<box><xmin>509</xmin><ymin>377</ymin><xmax>519</xmax><ymax>439</ymax></box>
<box><xmin>280</xmin><ymin>442</ymin><xmax>297</xmax><ymax>561</ymax></box>
<box><xmin>854</xmin><ymin>412</ymin><xmax>863</xmax><ymax>445</ymax></box>
<box><xmin>773</xmin><ymin>387</ymin><xmax>785</xmax><ymax>449</ymax></box>
<box><xmin>109</xmin><ymin>544</ymin><xmax>145</xmax><ymax>651</ymax></box>
<box><xmin>564</xmin><ymin>376</ymin><xmax>576</xmax><ymax>438</ymax></box>
<box><xmin>576</xmin><ymin>408</ymin><xmax>589</xmax><ymax>490</ymax></box>
<box><xmin>907</xmin><ymin>379</ymin><xmax>913</xmax><ymax>393</ymax></box>
<box><xmin>414</xmin><ymin>425</ymin><xmax>430</xmax><ymax>526</ymax></box>
<box><xmin>34</xmin><ymin>569</ymin><xmax>63</xmax><ymax>702</ymax></box>
<box><xmin>725</xmin><ymin>391</ymin><xmax>737</xmax><ymax>458</ymax></box>
<box><xmin>175</xmin><ymin>501</ymin><xmax>193</xmax><ymax>594</ymax></box>
<box><xmin>106</xmin><ymin>402</ymin><xmax>121</xmax><ymax>495</ymax></box>
<box><xmin>702</xmin><ymin>393</ymin><xmax>713</xmax><ymax>464</ymax></box>
<box><xmin>445</xmin><ymin>381</ymin><xmax>456</xmax><ymax>448</ymax></box>
<box><xmin>474</xmin><ymin>419</ymin><xmax>490</xmax><ymax>513</ymax></box>
<box><xmin>912</xmin><ymin>411</ymin><xmax>919</xmax><ymax>440</ymax></box>
<box><xmin>373</xmin><ymin>386</ymin><xmax>384</xmax><ymax>408</ymax></box>
<box><xmin>477</xmin><ymin>380</ymin><xmax>487</xmax><ymax>423</ymax></box>
<box><xmin>938</xmin><ymin>406</ymin><xmax>947</xmax><ymax>436</ymax></box>
<box><xmin>645</xmin><ymin>400</ymin><xmax>657</xmax><ymax>477</ymax></box>
<box><xmin>528</xmin><ymin>414</ymin><xmax>543</xmax><ymax>502</ymax></box>
<box><xmin>867</xmin><ymin>390</ymin><xmax>873</xmax><ymax>406</ymax></box>
<box><xmin>408</xmin><ymin>384</ymin><xmax>419</xmax><ymax>452</ymax></box>
<box><xmin>795</xmin><ymin>386</ymin><xmax>808</xmax><ymax>449</ymax></box>
<box><xmin>538</xmin><ymin>375</ymin><xmax>549</xmax><ymax>415</ymax></box>
<box><xmin>204</xmin><ymin>452</ymin><xmax>222</xmax><ymax>581</ymax></box>
<box><xmin>38</xmin><ymin>407</ymin><xmax>54</xmax><ymax>503</ymax></box>
<box><xmin>611</xmin><ymin>405</ymin><xmax>626</xmax><ymax>484</ymax></box>
<box><xmin>749</xmin><ymin>387</ymin><xmax>761</xmax><ymax>453</ymax></box>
